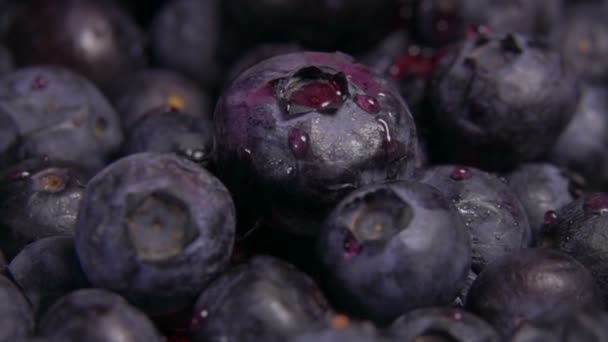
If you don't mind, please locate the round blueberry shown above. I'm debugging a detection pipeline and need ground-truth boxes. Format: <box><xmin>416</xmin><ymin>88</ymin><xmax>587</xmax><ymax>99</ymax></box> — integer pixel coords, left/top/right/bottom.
<box><xmin>38</xmin><ymin>288</ymin><xmax>163</xmax><ymax>342</ymax></box>
<box><xmin>189</xmin><ymin>256</ymin><xmax>330</xmax><ymax>342</ymax></box>
<box><xmin>0</xmin><ymin>66</ymin><xmax>124</xmax><ymax>171</ymax></box>
<box><xmin>74</xmin><ymin>153</ymin><xmax>236</xmax><ymax>315</ymax></box>
<box><xmin>317</xmin><ymin>181</ymin><xmax>471</xmax><ymax>323</ymax></box>
<box><xmin>216</xmin><ymin>51</ymin><xmax>420</xmax><ymax>235</ymax></box>
<box><xmin>0</xmin><ymin>274</ymin><xmax>33</xmax><ymax>341</ymax></box>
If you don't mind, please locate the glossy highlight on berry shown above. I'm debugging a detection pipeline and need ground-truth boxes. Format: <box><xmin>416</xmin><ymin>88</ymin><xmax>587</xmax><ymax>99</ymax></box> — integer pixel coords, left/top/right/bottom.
<box><xmin>450</xmin><ymin>166</ymin><xmax>472</xmax><ymax>181</ymax></box>
<box><xmin>583</xmin><ymin>193</ymin><xmax>608</xmax><ymax>215</ymax></box>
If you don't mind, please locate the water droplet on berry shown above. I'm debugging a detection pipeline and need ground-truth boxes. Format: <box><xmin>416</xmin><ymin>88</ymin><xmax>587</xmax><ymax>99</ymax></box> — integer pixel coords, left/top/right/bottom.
<box><xmin>450</xmin><ymin>166</ymin><xmax>472</xmax><ymax>181</ymax></box>
<box><xmin>288</xmin><ymin>128</ymin><xmax>309</xmax><ymax>159</ymax></box>
<box><xmin>354</xmin><ymin>95</ymin><xmax>380</xmax><ymax>114</ymax></box>
<box><xmin>377</xmin><ymin>118</ymin><xmax>398</xmax><ymax>158</ymax></box>
<box><xmin>31</xmin><ymin>76</ymin><xmax>48</xmax><ymax>90</ymax></box>
<box><xmin>449</xmin><ymin>311</ymin><xmax>463</xmax><ymax>321</ymax></box>
<box><xmin>544</xmin><ymin>210</ymin><xmax>558</xmax><ymax>225</ymax></box>
<box><xmin>584</xmin><ymin>194</ymin><xmax>608</xmax><ymax>215</ymax></box>
<box><xmin>7</xmin><ymin>170</ymin><xmax>31</xmax><ymax>181</ymax></box>
<box><xmin>343</xmin><ymin>230</ymin><xmax>362</xmax><ymax>258</ymax></box>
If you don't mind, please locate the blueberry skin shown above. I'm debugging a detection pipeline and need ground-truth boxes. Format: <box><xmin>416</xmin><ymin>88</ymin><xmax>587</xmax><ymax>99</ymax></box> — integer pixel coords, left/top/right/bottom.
<box><xmin>430</xmin><ymin>32</ymin><xmax>579</xmax><ymax>169</ymax></box>
<box><xmin>289</xmin><ymin>322</ymin><xmax>386</xmax><ymax>342</ymax></box>
<box><xmin>539</xmin><ymin>193</ymin><xmax>608</xmax><ymax>307</ymax></box>
<box><xmin>0</xmin><ymin>157</ymin><xmax>89</xmax><ymax>257</ymax></box>
<box><xmin>417</xmin><ymin>165</ymin><xmax>532</xmax><ymax>272</ymax></box>
<box><xmin>510</xmin><ymin>309</ymin><xmax>608</xmax><ymax>342</ymax></box>
<box><xmin>550</xmin><ymin>86</ymin><xmax>608</xmax><ymax>191</ymax></box>
<box><xmin>0</xmin><ymin>111</ymin><xmax>18</xmax><ymax>169</ymax></box>
<box><xmin>389</xmin><ymin>307</ymin><xmax>501</xmax><ymax>342</ymax></box>
<box><xmin>466</xmin><ymin>248</ymin><xmax>600</xmax><ymax>338</ymax></box>
<box><xmin>38</xmin><ymin>288</ymin><xmax>163</xmax><ymax>342</ymax></box>
<box><xmin>0</xmin><ymin>66</ymin><xmax>124</xmax><ymax>171</ymax></box>
<box><xmin>190</xmin><ymin>256</ymin><xmax>331</xmax><ymax>342</ymax></box>
<box><xmin>559</xmin><ymin>3</ymin><xmax>608</xmax><ymax>83</ymax></box>
<box><xmin>5</xmin><ymin>0</ymin><xmax>147</xmax><ymax>94</ymax></box>
<box><xmin>0</xmin><ymin>274</ymin><xmax>34</xmax><ymax>341</ymax></box>
<box><xmin>317</xmin><ymin>181</ymin><xmax>471</xmax><ymax>324</ymax></box>
<box><xmin>75</xmin><ymin>153</ymin><xmax>236</xmax><ymax>315</ymax></box>
<box><xmin>216</xmin><ymin>51</ymin><xmax>419</xmax><ymax>235</ymax></box>
<box><xmin>123</xmin><ymin>111</ymin><xmax>215</xmax><ymax>167</ymax></box>
<box><xmin>8</xmin><ymin>236</ymin><xmax>89</xmax><ymax>319</ymax></box>
<box><xmin>114</xmin><ymin>68</ymin><xmax>212</xmax><ymax>129</ymax></box>
<box><xmin>151</xmin><ymin>0</ymin><xmax>224</xmax><ymax>88</ymax></box>
<box><xmin>506</xmin><ymin>163</ymin><xmax>577</xmax><ymax>241</ymax></box>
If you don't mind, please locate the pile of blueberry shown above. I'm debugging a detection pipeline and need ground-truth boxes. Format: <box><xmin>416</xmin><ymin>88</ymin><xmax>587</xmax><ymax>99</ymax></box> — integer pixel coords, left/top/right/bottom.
<box><xmin>1</xmin><ymin>0</ymin><xmax>608</xmax><ymax>341</ymax></box>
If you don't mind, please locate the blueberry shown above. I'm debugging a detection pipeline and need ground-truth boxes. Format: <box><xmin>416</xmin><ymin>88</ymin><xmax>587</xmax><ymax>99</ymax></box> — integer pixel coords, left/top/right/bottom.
<box><xmin>411</xmin><ymin>0</ymin><xmax>465</xmax><ymax>47</ymax></box>
<box><xmin>559</xmin><ymin>3</ymin><xmax>608</xmax><ymax>83</ymax></box>
<box><xmin>0</xmin><ymin>66</ymin><xmax>124</xmax><ymax>170</ymax></box>
<box><xmin>216</xmin><ymin>51</ymin><xmax>420</xmax><ymax>235</ymax></box>
<box><xmin>506</xmin><ymin>163</ymin><xmax>578</xmax><ymax>242</ymax></box>
<box><xmin>550</xmin><ymin>86</ymin><xmax>608</xmax><ymax>191</ymax></box>
<box><xmin>0</xmin><ymin>274</ymin><xmax>34</xmax><ymax>341</ymax></box>
<box><xmin>38</xmin><ymin>288</ymin><xmax>163</xmax><ymax>342</ymax></box>
<box><xmin>151</xmin><ymin>0</ymin><xmax>225</xmax><ymax>88</ymax></box>
<box><xmin>0</xmin><ymin>111</ymin><xmax>18</xmax><ymax>169</ymax></box>
<box><xmin>8</xmin><ymin>236</ymin><xmax>89</xmax><ymax>319</ymax></box>
<box><xmin>113</xmin><ymin>69</ymin><xmax>212</xmax><ymax>129</ymax></box>
<box><xmin>5</xmin><ymin>0</ymin><xmax>147</xmax><ymax>94</ymax></box>
<box><xmin>429</xmin><ymin>32</ymin><xmax>580</xmax><ymax>169</ymax></box>
<box><xmin>466</xmin><ymin>248</ymin><xmax>599</xmax><ymax>338</ymax></box>
<box><xmin>189</xmin><ymin>256</ymin><xmax>331</xmax><ymax>342</ymax></box>
<box><xmin>74</xmin><ymin>153</ymin><xmax>236</xmax><ymax>315</ymax></box>
<box><xmin>417</xmin><ymin>165</ymin><xmax>532</xmax><ymax>272</ymax></box>
<box><xmin>317</xmin><ymin>181</ymin><xmax>471</xmax><ymax>323</ymax></box>
<box><xmin>539</xmin><ymin>193</ymin><xmax>608</xmax><ymax>307</ymax></box>
<box><xmin>123</xmin><ymin>111</ymin><xmax>215</xmax><ymax>167</ymax></box>
<box><xmin>510</xmin><ymin>309</ymin><xmax>608</xmax><ymax>342</ymax></box>
<box><xmin>0</xmin><ymin>157</ymin><xmax>89</xmax><ymax>257</ymax></box>
<box><xmin>389</xmin><ymin>307</ymin><xmax>501</xmax><ymax>342</ymax></box>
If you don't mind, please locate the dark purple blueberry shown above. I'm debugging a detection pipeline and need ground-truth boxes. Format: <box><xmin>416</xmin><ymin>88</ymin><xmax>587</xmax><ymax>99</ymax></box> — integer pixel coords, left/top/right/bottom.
<box><xmin>466</xmin><ymin>248</ymin><xmax>599</xmax><ymax>338</ymax></box>
<box><xmin>216</xmin><ymin>51</ymin><xmax>420</xmax><ymax>235</ymax></box>
<box><xmin>151</xmin><ymin>0</ymin><xmax>225</xmax><ymax>88</ymax></box>
<box><xmin>389</xmin><ymin>307</ymin><xmax>501</xmax><ymax>342</ymax></box>
<box><xmin>0</xmin><ymin>112</ymin><xmax>18</xmax><ymax>169</ymax></box>
<box><xmin>317</xmin><ymin>181</ymin><xmax>471</xmax><ymax>323</ymax></box>
<box><xmin>411</xmin><ymin>0</ymin><xmax>465</xmax><ymax>47</ymax></box>
<box><xmin>5</xmin><ymin>0</ymin><xmax>147</xmax><ymax>95</ymax></box>
<box><xmin>74</xmin><ymin>153</ymin><xmax>236</xmax><ymax>315</ymax></box>
<box><xmin>38</xmin><ymin>289</ymin><xmax>163</xmax><ymax>342</ymax></box>
<box><xmin>506</xmin><ymin>163</ymin><xmax>578</xmax><ymax>242</ymax></box>
<box><xmin>510</xmin><ymin>309</ymin><xmax>608</xmax><ymax>342</ymax></box>
<box><xmin>0</xmin><ymin>158</ymin><xmax>89</xmax><ymax>257</ymax></box>
<box><xmin>8</xmin><ymin>236</ymin><xmax>89</xmax><ymax>319</ymax></box>
<box><xmin>289</xmin><ymin>320</ymin><xmax>384</xmax><ymax>342</ymax></box>
<box><xmin>0</xmin><ymin>274</ymin><xmax>33</xmax><ymax>341</ymax></box>
<box><xmin>539</xmin><ymin>193</ymin><xmax>608</xmax><ymax>307</ymax></box>
<box><xmin>123</xmin><ymin>111</ymin><xmax>215</xmax><ymax>167</ymax></box>
<box><xmin>550</xmin><ymin>86</ymin><xmax>608</xmax><ymax>191</ymax></box>
<box><xmin>429</xmin><ymin>32</ymin><xmax>580</xmax><ymax>169</ymax></box>
<box><xmin>189</xmin><ymin>256</ymin><xmax>330</xmax><ymax>342</ymax></box>
<box><xmin>113</xmin><ymin>69</ymin><xmax>212</xmax><ymax>128</ymax></box>
<box><xmin>417</xmin><ymin>165</ymin><xmax>531</xmax><ymax>272</ymax></box>
<box><xmin>226</xmin><ymin>43</ymin><xmax>304</xmax><ymax>84</ymax></box>
<box><xmin>559</xmin><ymin>3</ymin><xmax>608</xmax><ymax>83</ymax></box>
<box><xmin>0</xmin><ymin>66</ymin><xmax>124</xmax><ymax>171</ymax></box>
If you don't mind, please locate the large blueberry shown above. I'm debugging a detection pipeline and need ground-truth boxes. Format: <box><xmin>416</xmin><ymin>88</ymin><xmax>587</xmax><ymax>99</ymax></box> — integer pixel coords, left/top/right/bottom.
<box><xmin>0</xmin><ymin>157</ymin><xmax>90</xmax><ymax>257</ymax></box>
<box><xmin>510</xmin><ymin>309</ymin><xmax>608</xmax><ymax>342</ymax></box>
<box><xmin>0</xmin><ymin>66</ymin><xmax>123</xmax><ymax>170</ymax></box>
<box><xmin>429</xmin><ymin>32</ymin><xmax>579</xmax><ymax>169</ymax></box>
<box><xmin>5</xmin><ymin>0</ymin><xmax>146</xmax><ymax>94</ymax></box>
<box><xmin>0</xmin><ymin>274</ymin><xmax>33</xmax><ymax>341</ymax></box>
<box><xmin>417</xmin><ymin>165</ymin><xmax>532</xmax><ymax>272</ymax></box>
<box><xmin>38</xmin><ymin>288</ymin><xmax>163</xmax><ymax>342</ymax></box>
<box><xmin>75</xmin><ymin>153</ymin><xmax>236</xmax><ymax>315</ymax></box>
<box><xmin>8</xmin><ymin>236</ymin><xmax>89</xmax><ymax>318</ymax></box>
<box><xmin>317</xmin><ymin>181</ymin><xmax>471</xmax><ymax>323</ymax></box>
<box><xmin>216</xmin><ymin>51</ymin><xmax>420</xmax><ymax>235</ymax></box>
<box><xmin>190</xmin><ymin>256</ymin><xmax>331</xmax><ymax>342</ymax></box>
<box><xmin>466</xmin><ymin>248</ymin><xmax>599</xmax><ymax>338</ymax></box>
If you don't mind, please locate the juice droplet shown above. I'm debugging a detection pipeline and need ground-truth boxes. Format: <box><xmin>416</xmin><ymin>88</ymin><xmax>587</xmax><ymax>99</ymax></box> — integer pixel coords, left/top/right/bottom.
<box><xmin>584</xmin><ymin>193</ymin><xmax>608</xmax><ymax>215</ymax></box>
<box><xmin>543</xmin><ymin>210</ymin><xmax>558</xmax><ymax>225</ymax></box>
<box><xmin>450</xmin><ymin>166</ymin><xmax>472</xmax><ymax>181</ymax></box>
<box><xmin>343</xmin><ymin>231</ymin><xmax>362</xmax><ymax>258</ymax></box>
<box><xmin>31</xmin><ymin>76</ymin><xmax>48</xmax><ymax>90</ymax></box>
<box><xmin>354</xmin><ymin>95</ymin><xmax>380</xmax><ymax>114</ymax></box>
<box><xmin>288</xmin><ymin>127</ymin><xmax>310</xmax><ymax>159</ymax></box>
